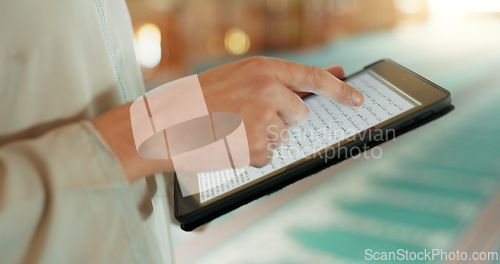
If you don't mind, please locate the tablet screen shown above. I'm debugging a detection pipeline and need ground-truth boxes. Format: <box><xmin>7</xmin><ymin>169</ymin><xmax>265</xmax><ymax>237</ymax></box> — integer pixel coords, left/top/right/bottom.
<box><xmin>197</xmin><ymin>70</ymin><xmax>420</xmax><ymax>203</ymax></box>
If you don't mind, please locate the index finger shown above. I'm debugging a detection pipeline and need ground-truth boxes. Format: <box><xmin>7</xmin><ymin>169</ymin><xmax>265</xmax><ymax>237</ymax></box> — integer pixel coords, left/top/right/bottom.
<box><xmin>270</xmin><ymin>59</ymin><xmax>364</xmax><ymax>107</ymax></box>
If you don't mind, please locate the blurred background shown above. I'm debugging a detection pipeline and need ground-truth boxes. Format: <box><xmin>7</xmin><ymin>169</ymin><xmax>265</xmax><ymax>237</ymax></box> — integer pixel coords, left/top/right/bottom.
<box><xmin>126</xmin><ymin>0</ymin><xmax>500</xmax><ymax>263</ymax></box>
<box><xmin>126</xmin><ymin>0</ymin><xmax>499</xmax><ymax>86</ymax></box>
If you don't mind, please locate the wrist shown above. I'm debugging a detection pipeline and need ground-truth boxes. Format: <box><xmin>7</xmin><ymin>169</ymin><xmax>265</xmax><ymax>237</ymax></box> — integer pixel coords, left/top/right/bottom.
<box><xmin>91</xmin><ymin>102</ymin><xmax>174</xmax><ymax>182</ymax></box>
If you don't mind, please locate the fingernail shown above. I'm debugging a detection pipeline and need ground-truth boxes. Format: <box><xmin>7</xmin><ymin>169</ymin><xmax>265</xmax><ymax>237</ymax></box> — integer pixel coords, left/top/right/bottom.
<box><xmin>351</xmin><ymin>91</ymin><xmax>363</xmax><ymax>106</ymax></box>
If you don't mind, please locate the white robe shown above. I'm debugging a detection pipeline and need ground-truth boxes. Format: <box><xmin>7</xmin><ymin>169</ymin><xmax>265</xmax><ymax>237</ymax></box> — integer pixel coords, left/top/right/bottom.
<box><xmin>0</xmin><ymin>0</ymin><xmax>173</xmax><ymax>263</ymax></box>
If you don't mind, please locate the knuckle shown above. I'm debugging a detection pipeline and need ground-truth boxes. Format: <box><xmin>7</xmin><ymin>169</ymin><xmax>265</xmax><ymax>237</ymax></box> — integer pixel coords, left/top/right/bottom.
<box><xmin>283</xmin><ymin>61</ymin><xmax>295</xmax><ymax>80</ymax></box>
<box><xmin>279</xmin><ymin>129</ymin><xmax>289</xmax><ymax>143</ymax></box>
<box><xmin>256</xmin><ymin>106</ymin><xmax>276</xmax><ymax>122</ymax></box>
<box><xmin>253</xmin><ymin>77</ymin><xmax>276</xmax><ymax>96</ymax></box>
<box><xmin>252</xmin><ymin>159</ymin><xmax>270</xmax><ymax>168</ymax></box>
<box><xmin>287</xmin><ymin>100</ymin><xmax>310</xmax><ymax>127</ymax></box>
<box><xmin>251</xmin><ymin>140</ymin><xmax>267</xmax><ymax>155</ymax></box>
<box><xmin>337</xmin><ymin>82</ymin><xmax>351</xmax><ymax>102</ymax></box>
<box><xmin>309</xmin><ymin>66</ymin><xmax>328</xmax><ymax>88</ymax></box>
<box><xmin>249</xmin><ymin>141</ymin><xmax>272</xmax><ymax>167</ymax></box>
<box><xmin>300</xmin><ymin>102</ymin><xmax>310</xmax><ymax>122</ymax></box>
<box><xmin>245</xmin><ymin>56</ymin><xmax>270</xmax><ymax>68</ymax></box>
<box><xmin>251</xmin><ymin>152</ymin><xmax>272</xmax><ymax>168</ymax></box>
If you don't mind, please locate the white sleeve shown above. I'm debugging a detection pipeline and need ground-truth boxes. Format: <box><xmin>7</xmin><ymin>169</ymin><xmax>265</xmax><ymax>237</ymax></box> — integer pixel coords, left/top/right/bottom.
<box><xmin>0</xmin><ymin>121</ymin><xmax>162</xmax><ymax>264</ymax></box>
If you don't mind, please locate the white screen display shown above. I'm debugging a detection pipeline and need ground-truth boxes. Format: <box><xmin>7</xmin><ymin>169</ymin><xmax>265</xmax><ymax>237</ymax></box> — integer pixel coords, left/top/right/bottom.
<box><xmin>197</xmin><ymin>70</ymin><xmax>420</xmax><ymax>203</ymax></box>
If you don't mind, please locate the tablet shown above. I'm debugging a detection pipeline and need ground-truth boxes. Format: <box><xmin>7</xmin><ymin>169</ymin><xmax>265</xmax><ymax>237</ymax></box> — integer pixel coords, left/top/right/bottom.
<box><xmin>174</xmin><ymin>59</ymin><xmax>453</xmax><ymax>231</ymax></box>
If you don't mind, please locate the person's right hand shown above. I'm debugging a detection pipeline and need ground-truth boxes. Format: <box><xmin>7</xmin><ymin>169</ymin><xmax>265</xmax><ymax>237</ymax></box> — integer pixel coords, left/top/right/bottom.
<box><xmin>198</xmin><ymin>56</ymin><xmax>364</xmax><ymax>168</ymax></box>
<box><xmin>92</xmin><ymin>56</ymin><xmax>364</xmax><ymax>182</ymax></box>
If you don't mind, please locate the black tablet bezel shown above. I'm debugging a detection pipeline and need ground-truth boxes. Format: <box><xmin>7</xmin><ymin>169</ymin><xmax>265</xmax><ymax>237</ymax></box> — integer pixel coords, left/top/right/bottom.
<box><xmin>174</xmin><ymin>59</ymin><xmax>453</xmax><ymax>231</ymax></box>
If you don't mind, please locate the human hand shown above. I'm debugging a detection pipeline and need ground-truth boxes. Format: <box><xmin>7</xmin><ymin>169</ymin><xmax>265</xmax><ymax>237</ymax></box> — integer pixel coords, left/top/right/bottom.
<box><xmin>92</xmin><ymin>56</ymin><xmax>363</xmax><ymax>182</ymax></box>
<box><xmin>198</xmin><ymin>56</ymin><xmax>364</xmax><ymax>168</ymax></box>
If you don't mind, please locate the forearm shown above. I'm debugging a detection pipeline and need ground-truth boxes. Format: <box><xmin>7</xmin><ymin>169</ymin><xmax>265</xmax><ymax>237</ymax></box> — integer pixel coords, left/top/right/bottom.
<box><xmin>91</xmin><ymin>102</ymin><xmax>174</xmax><ymax>182</ymax></box>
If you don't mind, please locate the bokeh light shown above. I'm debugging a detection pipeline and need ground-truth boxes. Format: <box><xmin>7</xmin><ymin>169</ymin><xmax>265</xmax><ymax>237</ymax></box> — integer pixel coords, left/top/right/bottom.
<box><xmin>427</xmin><ymin>0</ymin><xmax>500</xmax><ymax>16</ymax></box>
<box><xmin>224</xmin><ymin>28</ymin><xmax>251</xmax><ymax>56</ymax></box>
<box><xmin>134</xmin><ymin>23</ymin><xmax>162</xmax><ymax>68</ymax></box>
<box><xmin>394</xmin><ymin>0</ymin><xmax>426</xmax><ymax>14</ymax></box>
